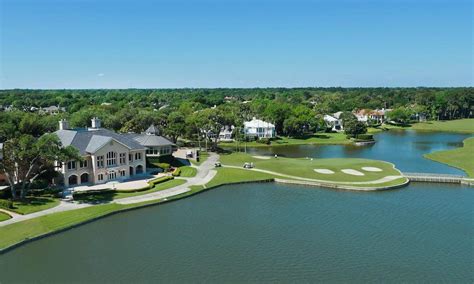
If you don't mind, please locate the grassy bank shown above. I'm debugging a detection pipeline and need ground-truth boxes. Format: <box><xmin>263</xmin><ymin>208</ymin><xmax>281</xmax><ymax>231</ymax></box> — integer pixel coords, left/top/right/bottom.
<box><xmin>424</xmin><ymin>137</ymin><xmax>474</xmax><ymax>177</ymax></box>
<box><xmin>220</xmin><ymin>133</ymin><xmax>351</xmax><ymax>148</ymax></box>
<box><xmin>219</xmin><ymin>152</ymin><xmax>403</xmax><ymax>183</ymax></box>
<box><xmin>411</xmin><ymin>119</ymin><xmax>474</xmax><ymax>133</ymax></box>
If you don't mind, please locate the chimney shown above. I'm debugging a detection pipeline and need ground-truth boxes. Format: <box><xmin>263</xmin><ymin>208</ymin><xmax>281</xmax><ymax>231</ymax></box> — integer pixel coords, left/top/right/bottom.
<box><xmin>59</xmin><ymin>119</ymin><xmax>69</xmax><ymax>130</ymax></box>
<box><xmin>91</xmin><ymin>117</ymin><xmax>101</xmax><ymax>129</ymax></box>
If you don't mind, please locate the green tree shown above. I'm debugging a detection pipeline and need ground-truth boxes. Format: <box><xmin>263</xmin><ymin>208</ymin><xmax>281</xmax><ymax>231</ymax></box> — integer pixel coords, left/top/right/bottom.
<box><xmin>344</xmin><ymin>120</ymin><xmax>367</xmax><ymax>137</ymax></box>
<box><xmin>0</xmin><ymin>134</ymin><xmax>80</xmax><ymax>199</ymax></box>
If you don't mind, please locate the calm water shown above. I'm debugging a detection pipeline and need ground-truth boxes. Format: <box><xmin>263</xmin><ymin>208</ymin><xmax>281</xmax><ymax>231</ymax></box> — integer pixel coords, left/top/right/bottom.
<box><xmin>243</xmin><ymin>130</ymin><xmax>472</xmax><ymax>175</ymax></box>
<box><xmin>1</xmin><ymin>131</ymin><xmax>473</xmax><ymax>283</ymax></box>
<box><xmin>1</xmin><ymin>183</ymin><xmax>473</xmax><ymax>283</ymax></box>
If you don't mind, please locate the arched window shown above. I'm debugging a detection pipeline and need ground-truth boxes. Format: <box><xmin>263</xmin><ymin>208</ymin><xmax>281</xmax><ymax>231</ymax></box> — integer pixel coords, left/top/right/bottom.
<box><xmin>68</xmin><ymin>175</ymin><xmax>78</xmax><ymax>185</ymax></box>
<box><xmin>80</xmin><ymin>173</ymin><xmax>89</xmax><ymax>183</ymax></box>
<box><xmin>136</xmin><ymin>165</ymin><xmax>144</xmax><ymax>174</ymax></box>
<box><xmin>106</xmin><ymin>151</ymin><xmax>117</xmax><ymax>167</ymax></box>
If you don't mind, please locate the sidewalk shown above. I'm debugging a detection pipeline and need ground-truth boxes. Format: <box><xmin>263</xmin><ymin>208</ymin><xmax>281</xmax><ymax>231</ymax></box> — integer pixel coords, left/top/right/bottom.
<box><xmin>0</xmin><ymin>153</ymin><xmax>219</xmax><ymax>227</ymax></box>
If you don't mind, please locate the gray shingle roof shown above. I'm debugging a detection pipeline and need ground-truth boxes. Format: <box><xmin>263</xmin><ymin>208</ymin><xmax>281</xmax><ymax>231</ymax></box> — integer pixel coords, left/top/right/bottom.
<box><xmin>133</xmin><ymin>134</ymin><xmax>174</xmax><ymax>147</ymax></box>
<box><xmin>55</xmin><ymin>128</ymin><xmax>145</xmax><ymax>155</ymax></box>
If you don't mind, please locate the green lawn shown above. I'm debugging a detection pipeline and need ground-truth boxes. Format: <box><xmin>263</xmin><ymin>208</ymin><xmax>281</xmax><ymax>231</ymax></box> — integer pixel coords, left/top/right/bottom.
<box><xmin>411</xmin><ymin>119</ymin><xmax>474</xmax><ymax>133</ymax></box>
<box><xmin>190</xmin><ymin>151</ymin><xmax>209</xmax><ymax>166</ymax></box>
<box><xmin>74</xmin><ymin>179</ymin><xmax>187</xmax><ymax>203</ymax></box>
<box><xmin>10</xmin><ymin>197</ymin><xmax>60</xmax><ymax>215</ymax></box>
<box><xmin>179</xmin><ymin>166</ymin><xmax>197</xmax><ymax>177</ymax></box>
<box><xmin>0</xmin><ymin>211</ymin><xmax>11</xmax><ymax>222</ymax></box>
<box><xmin>424</xmin><ymin>137</ymin><xmax>474</xmax><ymax>177</ymax></box>
<box><xmin>219</xmin><ymin>152</ymin><xmax>403</xmax><ymax>183</ymax></box>
<box><xmin>220</xmin><ymin>133</ymin><xmax>351</xmax><ymax>148</ymax></box>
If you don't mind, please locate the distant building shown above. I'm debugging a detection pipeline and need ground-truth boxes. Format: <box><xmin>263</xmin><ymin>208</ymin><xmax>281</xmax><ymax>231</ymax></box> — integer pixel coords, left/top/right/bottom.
<box><xmin>324</xmin><ymin>114</ymin><xmax>343</xmax><ymax>132</ymax></box>
<box><xmin>218</xmin><ymin>125</ymin><xmax>235</xmax><ymax>142</ymax></box>
<box><xmin>353</xmin><ymin>108</ymin><xmax>392</xmax><ymax>124</ymax></box>
<box><xmin>244</xmin><ymin>118</ymin><xmax>276</xmax><ymax>139</ymax></box>
<box><xmin>40</xmin><ymin>105</ymin><xmax>65</xmax><ymax>115</ymax></box>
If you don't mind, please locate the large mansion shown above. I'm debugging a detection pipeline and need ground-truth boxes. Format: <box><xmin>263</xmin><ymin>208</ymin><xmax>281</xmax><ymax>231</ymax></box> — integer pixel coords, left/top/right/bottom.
<box><xmin>56</xmin><ymin>118</ymin><xmax>174</xmax><ymax>187</ymax></box>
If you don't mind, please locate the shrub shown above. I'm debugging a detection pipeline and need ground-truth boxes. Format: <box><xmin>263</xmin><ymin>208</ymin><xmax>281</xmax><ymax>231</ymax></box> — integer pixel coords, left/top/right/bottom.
<box><xmin>356</xmin><ymin>134</ymin><xmax>374</xmax><ymax>141</ymax></box>
<box><xmin>172</xmin><ymin>168</ymin><xmax>181</xmax><ymax>177</ymax></box>
<box><xmin>0</xmin><ymin>199</ymin><xmax>14</xmax><ymax>209</ymax></box>
<box><xmin>257</xmin><ymin>138</ymin><xmax>271</xmax><ymax>145</ymax></box>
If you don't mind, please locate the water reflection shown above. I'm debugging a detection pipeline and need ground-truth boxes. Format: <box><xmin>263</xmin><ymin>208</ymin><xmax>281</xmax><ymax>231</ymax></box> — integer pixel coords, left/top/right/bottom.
<box><xmin>233</xmin><ymin>131</ymin><xmax>472</xmax><ymax>175</ymax></box>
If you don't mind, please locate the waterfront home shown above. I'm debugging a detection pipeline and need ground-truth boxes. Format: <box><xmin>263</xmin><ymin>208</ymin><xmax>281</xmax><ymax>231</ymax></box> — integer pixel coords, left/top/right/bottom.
<box><xmin>218</xmin><ymin>125</ymin><xmax>235</xmax><ymax>141</ymax></box>
<box><xmin>353</xmin><ymin>108</ymin><xmax>392</xmax><ymax>124</ymax></box>
<box><xmin>324</xmin><ymin>114</ymin><xmax>343</xmax><ymax>132</ymax></box>
<box><xmin>55</xmin><ymin>118</ymin><xmax>174</xmax><ymax>187</ymax></box>
<box><xmin>244</xmin><ymin>118</ymin><xmax>276</xmax><ymax>139</ymax></box>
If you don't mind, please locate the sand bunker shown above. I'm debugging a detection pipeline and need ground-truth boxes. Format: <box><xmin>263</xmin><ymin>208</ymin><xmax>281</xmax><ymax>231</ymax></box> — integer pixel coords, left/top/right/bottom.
<box><xmin>361</xmin><ymin>167</ymin><xmax>383</xmax><ymax>172</ymax></box>
<box><xmin>314</xmin><ymin>169</ymin><xmax>335</xmax><ymax>174</ymax></box>
<box><xmin>252</xmin><ymin>156</ymin><xmax>271</xmax><ymax>160</ymax></box>
<box><xmin>341</xmin><ymin>169</ymin><xmax>365</xmax><ymax>176</ymax></box>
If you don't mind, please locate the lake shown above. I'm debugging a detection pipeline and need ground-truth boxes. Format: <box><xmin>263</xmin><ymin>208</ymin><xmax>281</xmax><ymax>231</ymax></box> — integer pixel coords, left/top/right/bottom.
<box><xmin>242</xmin><ymin>130</ymin><xmax>471</xmax><ymax>175</ymax></box>
<box><xmin>1</xmin><ymin>131</ymin><xmax>473</xmax><ymax>283</ymax></box>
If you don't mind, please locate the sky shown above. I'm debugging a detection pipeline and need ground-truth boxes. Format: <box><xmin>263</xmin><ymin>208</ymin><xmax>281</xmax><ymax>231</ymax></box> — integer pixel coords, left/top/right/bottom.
<box><xmin>0</xmin><ymin>0</ymin><xmax>472</xmax><ymax>89</ymax></box>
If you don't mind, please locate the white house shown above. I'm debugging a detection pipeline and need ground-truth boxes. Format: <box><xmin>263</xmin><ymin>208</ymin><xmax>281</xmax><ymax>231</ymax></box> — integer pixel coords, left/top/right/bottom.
<box><xmin>324</xmin><ymin>114</ymin><xmax>343</xmax><ymax>132</ymax></box>
<box><xmin>55</xmin><ymin>118</ymin><xmax>174</xmax><ymax>187</ymax></box>
<box><xmin>244</xmin><ymin>118</ymin><xmax>276</xmax><ymax>139</ymax></box>
<box><xmin>218</xmin><ymin>125</ymin><xmax>235</xmax><ymax>141</ymax></box>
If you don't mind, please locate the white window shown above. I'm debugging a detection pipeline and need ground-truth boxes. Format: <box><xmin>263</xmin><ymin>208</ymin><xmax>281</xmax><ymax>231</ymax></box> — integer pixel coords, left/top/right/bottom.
<box><xmin>67</xmin><ymin>161</ymin><xmax>76</xmax><ymax>170</ymax></box>
<box><xmin>79</xmin><ymin>160</ymin><xmax>88</xmax><ymax>168</ymax></box>
<box><xmin>119</xmin><ymin>153</ymin><xmax>126</xmax><ymax>165</ymax></box>
<box><xmin>97</xmin><ymin>156</ymin><xmax>104</xmax><ymax>168</ymax></box>
<box><xmin>129</xmin><ymin>153</ymin><xmax>133</xmax><ymax>163</ymax></box>
<box><xmin>120</xmin><ymin>170</ymin><xmax>126</xmax><ymax>177</ymax></box>
<box><xmin>98</xmin><ymin>174</ymin><xmax>104</xmax><ymax>181</ymax></box>
<box><xmin>135</xmin><ymin>152</ymin><xmax>142</xmax><ymax>160</ymax></box>
<box><xmin>108</xmin><ymin>172</ymin><xmax>117</xmax><ymax>180</ymax></box>
<box><xmin>106</xmin><ymin>152</ymin><xmax>117</xmax><ymax>167</ymax></box>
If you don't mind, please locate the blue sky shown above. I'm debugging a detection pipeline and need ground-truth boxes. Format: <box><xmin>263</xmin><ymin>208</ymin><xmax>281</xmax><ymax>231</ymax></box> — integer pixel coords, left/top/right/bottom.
<box><xmin>0</xmin><ymin>0</ymin><xmax>472</xmax><ymax>89</ymax></box>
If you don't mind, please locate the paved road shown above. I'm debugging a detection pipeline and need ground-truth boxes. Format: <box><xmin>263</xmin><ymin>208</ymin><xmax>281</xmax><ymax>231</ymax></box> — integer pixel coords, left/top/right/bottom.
<box><xmin>0</xmin><ymin>153</ymin><xmax>219</xmax><ymax>227</ymax></box>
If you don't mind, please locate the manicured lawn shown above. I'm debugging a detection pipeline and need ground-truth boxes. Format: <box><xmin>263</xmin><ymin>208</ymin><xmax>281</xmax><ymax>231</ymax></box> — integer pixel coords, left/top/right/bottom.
<box><xmin>205</xmin><ymin>167</ymin><xmax>276</xmax><ymax>188</ymax></box>
<box><xmin>0</xmin><ymin>211</ymin><xmax>12</xmax><ymax>222</ymax></box>
<box><xmin>219</xmin><ymin>152</ymin><xmax>402</xmax><ymax>183</ymax></box>
<box><xmin>424</xmin><ymin>137</ymin><xmax>474</xmax><ymax>177</ymax></box>
<box><xmin>10</xmin><ymin>197</ymin><xmax>60</xmax><ymax>215</ymax></box>
<box><xmin>411</xmin><ymin>119</ymin><xmax>474</xmax><ymax>133</ymax></box>
<box><xmin>220</xmin><ymin>133</ymin><xmax>351</xmax><ymax>148</ymax></box>
<box><xmin>179</xmin><ymin>166</ymin><xmax>197</xmax><ymax>177</ymax></box>
<box><xmin>74</xmin><ymin>179</ymin><xmax>187</xmax><ymax>203</ymax></box>
<box><xmin>190</xmin><ymin>151</ymin><xmax>209</xmax><ymax>166</ymax></box>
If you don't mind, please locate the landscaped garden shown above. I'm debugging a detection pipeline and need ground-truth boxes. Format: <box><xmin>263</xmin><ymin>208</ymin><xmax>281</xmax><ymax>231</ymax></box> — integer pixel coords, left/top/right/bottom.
<box><xmin>73</xmin><ymin>177</ymin><xmax>186</xmax><ymax>203</ymax></box>
<box><xmin>425</xmin><ymin>137</ymin><xmax>474</xmax><ymax>177</ymax></box>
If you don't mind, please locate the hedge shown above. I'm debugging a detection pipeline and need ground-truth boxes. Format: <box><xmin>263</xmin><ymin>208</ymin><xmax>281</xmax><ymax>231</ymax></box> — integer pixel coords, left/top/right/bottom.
<box><xmin>172</xmin><ymin>168</ymin><xmax>181</xmax><ymax>177</ymax></box>
<box><xmin>73</xmin><ymin>176</ymin><xmax>175</xmax><ymax>198</ymax></box>
<box><xmin>355</xmin><ymin>134</ymin><xmax>374</xmax><ymax>141</ymax></box>
<box><xmin>0</xmin><ymin>199</ymin><xmax>14</xmax><ymax>210</ymax></box>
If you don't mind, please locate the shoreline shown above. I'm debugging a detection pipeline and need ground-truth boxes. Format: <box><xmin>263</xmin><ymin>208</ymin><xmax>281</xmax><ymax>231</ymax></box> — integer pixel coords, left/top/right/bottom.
<box><xmin>0</xmin><ymin>175</ymin><xmax>411</xmax><ymax>254</ymax></box>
